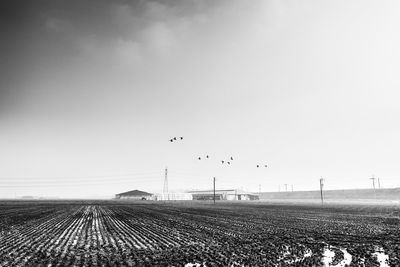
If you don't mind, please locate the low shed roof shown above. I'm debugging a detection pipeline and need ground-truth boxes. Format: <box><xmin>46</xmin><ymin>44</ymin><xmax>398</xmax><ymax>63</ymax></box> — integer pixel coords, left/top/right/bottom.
<box><xmin>116</xmin><ymin>190</ymin><xmax>152</xmax><ymax>196</ymax></box>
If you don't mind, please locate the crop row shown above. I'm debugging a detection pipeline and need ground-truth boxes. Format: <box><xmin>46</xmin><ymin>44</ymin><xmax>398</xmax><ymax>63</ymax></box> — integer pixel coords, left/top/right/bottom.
<box><xmin>0</xmin><ymin>201</ymin><xmax>399</xmax><ymax>266</ymax></box>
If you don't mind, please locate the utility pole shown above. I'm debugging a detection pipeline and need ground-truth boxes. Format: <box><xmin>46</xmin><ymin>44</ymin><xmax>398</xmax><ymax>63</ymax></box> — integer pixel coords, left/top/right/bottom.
<box><xmin>370</xmin><ymin>175</ymin><xmax>376</xmax><ymax>190</ymax></box>
<box><xmin>291</xmin><ymin>184</ymin><xmax>293</xmax><ymax>192</ymax></box>
<box><xmin>213</xmin><ymin>177</ymin><xmax>216</xmax><ymax>204</ymax></box>
<box><xmin>320</xmin><ymin>177</ymin><xmax>324</xmax><ymax>205</ymax></box>
<box><xmin>285</xmin><ymin>184</ymin><xmax>288</xmax><ymax>192</ymax></box>
<box><xmin>163</xmin><ymin>167</ymin><xmax>168</xmax><ymax>197</ymax></box>
<box><xmin>370</xmin><ymin>175</ymin><xmax>377</xmax><ymax>199</ymax></box>
<box><xmin>378</xmin><ymin>177</ymin><xmax>381</xmax><ymax>189</ymax></box>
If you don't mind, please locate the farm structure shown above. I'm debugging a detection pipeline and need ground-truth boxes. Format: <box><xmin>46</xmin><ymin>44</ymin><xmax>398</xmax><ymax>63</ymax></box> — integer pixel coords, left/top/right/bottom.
<box><xmin>0</xmin><ymin>201</ymin><xmax>398</xmax><ymax>266</ymax></box>
<box><xmin>188</xmin><ymin>189</ymin><xmax>260</xmax><ymax>201</ymax></box>
<box><xmin>115</xmin><ymin>189</ymin><xmax>153</xmax><ymax>200</ymax></box>
<box><xmin>261</xmin><ymin>187</ymin><xmax>400</xmax><ymax>201</ymax></box>
<box><xmin>154</xmin><ymin>193</ymin><xmax>192</xmax><ymax>201</ymax></box>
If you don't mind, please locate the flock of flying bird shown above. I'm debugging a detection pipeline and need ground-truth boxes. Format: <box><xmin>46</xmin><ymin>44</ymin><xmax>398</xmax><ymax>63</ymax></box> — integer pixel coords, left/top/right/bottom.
<box><xmin>169</xmin><ymin>137</ymin><xmax>268</xmax><ymax>168</ymax></box>
<box><xmin>169</xmin><ymin>137</ymin><xmax>184</xmax><ymax>142</ymax></box>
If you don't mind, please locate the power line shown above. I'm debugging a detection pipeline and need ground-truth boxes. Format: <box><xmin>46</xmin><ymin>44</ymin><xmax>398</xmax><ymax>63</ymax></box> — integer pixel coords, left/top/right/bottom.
<box><xmin>0</xmin><ymin>176</ymin><xmax>163</xmax><ymax>183</ymax></box>
<box><xmin>0</xmin><ymin>175</ymin><xmax>163</xmax><ymax>184</ymax></box>
<box><xmin>0</xmin><ymin>183</ymin><xmax>160</xmax><ymax>188</ymax></box>
<box><xmin>0</xmin><ymin>171</ymin><xmax>162</xmax><ymax>181</ymax></box>
<box><xmin>0</xmin><ymin>172</ymin><xmax>166</xmax><ymax>187</ymax></box>
<box><xmin>0</xmin><ymin>179</ymin><xmax>163</xmax><ymax>187</ymax></box>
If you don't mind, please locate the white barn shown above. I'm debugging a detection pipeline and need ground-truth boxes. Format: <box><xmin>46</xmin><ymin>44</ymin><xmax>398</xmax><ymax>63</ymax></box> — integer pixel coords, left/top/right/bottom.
<box><xmin>154</xmin><ymin>193</ymin><xmax>193</xmax><ymax>201</ymax></box>
<box><xmin>188</xmin><ymin>189</ymin><xmax>259</xmax><ymax>201</ymax></box>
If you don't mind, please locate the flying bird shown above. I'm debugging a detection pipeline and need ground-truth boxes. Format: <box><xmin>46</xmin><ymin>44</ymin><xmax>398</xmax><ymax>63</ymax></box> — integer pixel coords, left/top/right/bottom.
<box><xmin>227</xmin><ymin>162</ymin><xmax>231</xmax><ymax>165</ymax></box>
<box><xmin>169</xmin><ymin>139</ymin><xmax>173</xmax><ymax>142</ymax></box>
<box><xmin>206</xmin><ymin>155</ymin><xmax>209</xmax><ymax>159</ymax></box>
<box><xmin>180</xmin><ymin>137</ymin><xmax>183</xmax><ymax>140</ymax></box>
<box><xmin>198</xmin><ymin>157</ymin><xmax>201</xmax><ymax>160</ymax></box>
<box><xmin>230</xmin><ymin>157</ymin><xmax>233</xmax><ymax>161</ymax></box>
<box><xmin>257</xmin><ymin>165</ymin><xmax>260</xmax><ymax>168</ymax></box>
<box><xmin>221</xmin><ymin>160</ymin><xmax>225</xmax><ymax>164</ymax></box>
<box><xmin>173</xmin><ymin>137</ymin><xmax>177</xmax><ymax>141</ymax></box>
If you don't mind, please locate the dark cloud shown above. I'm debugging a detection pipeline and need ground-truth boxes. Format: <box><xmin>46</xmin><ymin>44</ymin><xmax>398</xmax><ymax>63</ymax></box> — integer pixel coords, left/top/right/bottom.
<box><xmin>0</xmin><ymin>0</ymin><xmax>226</xmax><ymax>70</ymax></box>
<box><xmin>0</xmin><ymin>0</ymin><xmax>223</xmax><ymax>113</ymax></box>
<box><xmin>0</xmin><ymin>0</ymin><xmax>217</xmax><ymax>54</ymax></box>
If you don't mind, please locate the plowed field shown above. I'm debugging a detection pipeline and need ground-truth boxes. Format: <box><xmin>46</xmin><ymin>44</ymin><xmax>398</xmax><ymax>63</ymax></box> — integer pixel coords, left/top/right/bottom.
<box><xmin>0</xmin><ymin>201</ymin><xmax>399</xmax><ymax>266</ymax></box>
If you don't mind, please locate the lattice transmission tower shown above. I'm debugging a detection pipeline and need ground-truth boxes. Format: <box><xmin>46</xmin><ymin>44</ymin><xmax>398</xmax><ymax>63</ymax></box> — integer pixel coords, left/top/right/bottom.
<box><xmin>163</xmin><ymin>167</ymin><xmax>168</xmax><ymax>194</ymax></box>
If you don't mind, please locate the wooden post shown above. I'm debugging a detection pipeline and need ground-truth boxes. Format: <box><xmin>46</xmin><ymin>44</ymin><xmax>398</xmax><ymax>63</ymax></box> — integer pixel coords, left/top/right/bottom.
<box><xmin>320</xmin><ymin>177</ymin><xmax>324</xmax><ymax>205</ymax></box>
<box><xmin>213</xmin><ymin>177</ymin><xmax>216</xmax><ymax>204</ymax></box>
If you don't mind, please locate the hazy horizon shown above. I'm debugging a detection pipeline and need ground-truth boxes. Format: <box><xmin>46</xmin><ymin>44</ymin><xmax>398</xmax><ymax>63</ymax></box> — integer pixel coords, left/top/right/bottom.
<box><xmin>1</xmin><ymin>0</ymin><xmax>400</xmax><ymax>198</ymax></box>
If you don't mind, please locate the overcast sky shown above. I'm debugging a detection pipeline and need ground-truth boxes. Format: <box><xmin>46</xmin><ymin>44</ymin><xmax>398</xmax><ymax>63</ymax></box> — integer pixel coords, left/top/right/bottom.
<box><xmin>1</xmin><ymin>0</ymin><xmax>400</xmax><ymax>198</ymax></box>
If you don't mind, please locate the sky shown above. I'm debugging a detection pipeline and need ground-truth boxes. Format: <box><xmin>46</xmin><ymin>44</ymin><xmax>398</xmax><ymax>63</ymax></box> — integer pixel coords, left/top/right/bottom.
<box><xmin>1</xmin><ymin>0</ymin><xmax>400</xmax><ymax>198</ymax></box>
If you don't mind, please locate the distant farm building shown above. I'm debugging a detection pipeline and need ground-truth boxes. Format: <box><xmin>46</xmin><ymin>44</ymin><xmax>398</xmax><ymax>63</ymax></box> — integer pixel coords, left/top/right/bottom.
<box><xmin>188</xmin><ymin>189</ymin><xmax>259</xmax><ymax>201</ymax></box>
<box><xmin>259</xmin><ymin>187</ymin><xmax>400</xmax><ymax>201</ymax></box>
<box><xmin>115</xmin><ymin>190</ymin><xmax>153</xmax><ymax>200</ymax></box>
<box><xmin>154</xmin><ymin>193</ymin><xmax>193</xmax><ymax>201</ymax></box>
<box><xmin>21</xmin><ymin>196</ymin><xmax>35</xmax><ymax>199</ymax></box>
